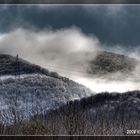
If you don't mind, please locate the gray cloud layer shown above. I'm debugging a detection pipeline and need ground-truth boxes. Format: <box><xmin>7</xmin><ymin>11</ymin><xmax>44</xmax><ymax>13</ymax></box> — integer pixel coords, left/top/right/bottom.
<box><xmin>0</xmin><ymin>5</ymin><xmax>140</xmax><ymax>47</ymax></box>
<box><xmin>0</xmin><ymin>27</ymin><xmax>101</xmax><ymax>74</ymax></box>
<box><xmin>0</xmin><ymin>27</ymin><xmax>140</xmax><ymax>93</ymax></box>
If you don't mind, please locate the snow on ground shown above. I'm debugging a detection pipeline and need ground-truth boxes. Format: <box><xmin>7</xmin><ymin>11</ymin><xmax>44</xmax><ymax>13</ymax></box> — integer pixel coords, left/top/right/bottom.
<box><xmin>0</xmin><ymin>73</ymin><xmax>94</xmax><ymax>124</ymax></box>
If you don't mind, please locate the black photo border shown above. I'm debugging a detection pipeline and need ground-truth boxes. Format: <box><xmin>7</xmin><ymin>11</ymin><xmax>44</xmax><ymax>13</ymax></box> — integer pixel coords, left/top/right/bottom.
<box><xmin>0</xmin><ymin>0</ymin><xmax>139</xmax><ymax>140</ymax></box>
<box><xmin>0</xmin><ymin>0</ymin><xmax>140</xmax><ymax>4</ymax></box>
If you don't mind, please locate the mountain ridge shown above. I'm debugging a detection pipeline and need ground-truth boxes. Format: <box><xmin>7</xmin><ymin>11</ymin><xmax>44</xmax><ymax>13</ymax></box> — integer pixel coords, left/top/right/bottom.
<box><xmin>0</xmin><ymin>54</ymin><xmax>94</xmax><ymax>124</ymax></box>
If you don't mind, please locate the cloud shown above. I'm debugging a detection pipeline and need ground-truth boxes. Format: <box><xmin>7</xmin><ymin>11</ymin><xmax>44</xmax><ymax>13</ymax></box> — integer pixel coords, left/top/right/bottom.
<box><xmin>0</xmin><ymin>26</ymin><xmax>101</xmax><ymax>76</ymax></box>
<box><xmin>0</xmin><ymin>5</ymin><xmax>139</xmax><ymax>93</ymax></box>
<box><xmin>74</xmin><ymin>77</ymin><xmax>140</xmax><ymax>93</ymax></box>
<box><xmin>0</xmin><ymin>26</ymin><xmax>140</xmax><ymax>93</ymax></box>
<box><xmin>1</xmin><ymin>5</ymin><xmax>140</xmax><ymax>47</ymax></box>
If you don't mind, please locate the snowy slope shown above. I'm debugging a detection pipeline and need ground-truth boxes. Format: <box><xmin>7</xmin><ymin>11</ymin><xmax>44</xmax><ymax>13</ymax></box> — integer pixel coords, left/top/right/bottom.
<box><xmin>0</xmin><ymin>74</ymin><xmax>94</xmax><ymax>124</ymax></box>
<box><xmin>0</xmin><ymin>55</ymin><xmax>94</xmax><ymax>124</ymax></box>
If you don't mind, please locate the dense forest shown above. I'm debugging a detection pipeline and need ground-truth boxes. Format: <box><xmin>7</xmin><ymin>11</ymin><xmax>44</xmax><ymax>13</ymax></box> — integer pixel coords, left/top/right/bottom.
<box><xmin>0</xmin><ymin>54</ymin><xmax>139</xmax><ymax>135</ymax></box>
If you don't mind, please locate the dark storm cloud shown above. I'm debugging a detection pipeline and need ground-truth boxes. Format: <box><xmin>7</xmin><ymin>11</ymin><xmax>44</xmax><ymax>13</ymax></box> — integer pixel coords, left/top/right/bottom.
<box><xmin>0</xmin><ymin>5</ymin><xmax>140</xmax><ymax>47</ymax></box>
<box><xmin>0</xmin><ymin>0</ymin><xmax>139</xmax><ymax>4</ymax></box>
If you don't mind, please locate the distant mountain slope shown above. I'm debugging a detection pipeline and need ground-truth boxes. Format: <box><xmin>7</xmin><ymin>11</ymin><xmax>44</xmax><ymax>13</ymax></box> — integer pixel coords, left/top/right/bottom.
<box><xmin>88</xmin><ymin>51</ymin><xmax>139</xmax><ymax>75</ymax></box>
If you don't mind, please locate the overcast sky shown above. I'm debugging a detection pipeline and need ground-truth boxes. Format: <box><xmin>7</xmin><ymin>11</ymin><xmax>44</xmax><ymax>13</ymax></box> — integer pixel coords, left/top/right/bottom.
<box><xmin>1</xmin><ymin>5</ymin><xmax>140</xmax><ymax>92</ymax></box>
<box><xmin>0</xmin><ymin>5</ymin><xmax>140</xmax><ymax>47</ymax></box>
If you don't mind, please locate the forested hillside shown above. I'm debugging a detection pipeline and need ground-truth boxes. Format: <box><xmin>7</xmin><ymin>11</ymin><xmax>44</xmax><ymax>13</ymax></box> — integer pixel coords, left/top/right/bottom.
<box><xmin>0</xmin><ymin>54</ymin><xmax>139</xmax><ymax>135</ymax></box>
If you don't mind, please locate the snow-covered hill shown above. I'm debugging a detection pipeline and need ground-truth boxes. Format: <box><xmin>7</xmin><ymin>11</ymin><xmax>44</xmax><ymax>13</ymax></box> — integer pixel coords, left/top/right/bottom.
<box><xmin>0</xmin><ymin>54</ymin><xmax>94</xmax><ymax>124</ymax></box>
